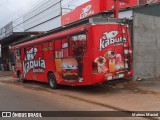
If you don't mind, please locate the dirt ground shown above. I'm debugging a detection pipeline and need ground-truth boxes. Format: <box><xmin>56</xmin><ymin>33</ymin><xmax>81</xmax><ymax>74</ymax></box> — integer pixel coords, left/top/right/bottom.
<box><xmin>0</xmin><ymin>71</ymin><xmax>160</xmax><ymax>120</ymax></box>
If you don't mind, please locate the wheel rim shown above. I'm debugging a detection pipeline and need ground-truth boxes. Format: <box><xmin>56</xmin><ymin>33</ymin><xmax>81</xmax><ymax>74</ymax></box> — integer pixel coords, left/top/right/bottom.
<box><xmin>19</xmin><ymin>74</ymin><xmax>22</xmax><ymax>81</ymax></box>
<box><xmin>49</xmin><ymin>76</ymin><xmax>55</xmax><ymax>87</ymax></box>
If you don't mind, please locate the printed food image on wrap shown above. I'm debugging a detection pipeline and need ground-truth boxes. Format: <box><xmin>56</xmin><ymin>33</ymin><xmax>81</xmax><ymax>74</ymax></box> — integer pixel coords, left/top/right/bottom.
<box><xmin>61</xmin><ymin>58</ymin><xmax>79</xmax><ymax>81</ymax></box>
<box><xmin>94</xmin><ymin>56</ymin><xmax>108</xmax><ymax>73</ymax></box>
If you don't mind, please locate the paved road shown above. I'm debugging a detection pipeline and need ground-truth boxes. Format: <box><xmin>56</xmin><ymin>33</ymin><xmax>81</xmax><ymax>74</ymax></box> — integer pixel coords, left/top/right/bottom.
<box><xmin>0</xmin><ymin>76</ymin><xmax>150</xmax><ymax>120</ymax></box>
<box><xmin>0</xmin><ymin>82</ymin><xmax>113</xmax><ymax>111</ymax></box>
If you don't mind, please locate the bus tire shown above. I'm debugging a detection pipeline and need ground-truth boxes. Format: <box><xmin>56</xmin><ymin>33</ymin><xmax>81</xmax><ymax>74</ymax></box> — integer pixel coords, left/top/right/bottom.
<box><xmin>18</xmin><ymin>72</ymin><xmax>25</xmax><ymax>83</ymax></box>
<box><xmin>48</xmin><ymin>73</ymin><xmax>58</xmax><ymax>89</ymax></box>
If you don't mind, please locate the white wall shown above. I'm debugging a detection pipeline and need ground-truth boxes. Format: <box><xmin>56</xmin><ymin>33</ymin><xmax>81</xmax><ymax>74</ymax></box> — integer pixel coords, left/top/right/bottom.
<box><xmin>133</xmin><ymin>13</ymin><xmax>160</xmax><ymax>80</ymax></box>
<box><xmin>110</xmin><ymin>10</ymin><xmax>133</xmax><ymax>19</ymax></box>
<box><xmin>26</xmin><ymin>16</ymin><xmax>61</xmax><ymax>31</ymax></box>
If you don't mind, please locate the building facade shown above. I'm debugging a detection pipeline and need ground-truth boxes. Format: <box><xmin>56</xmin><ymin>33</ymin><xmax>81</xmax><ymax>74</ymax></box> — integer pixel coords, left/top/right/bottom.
<box><xmin>23</xmin><ymin>0</ymin><xmax>62</xmax><ymax>31</ymax></box>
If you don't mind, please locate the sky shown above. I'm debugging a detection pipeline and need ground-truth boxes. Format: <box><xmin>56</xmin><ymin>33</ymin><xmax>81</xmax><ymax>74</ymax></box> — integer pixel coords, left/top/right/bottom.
<box><xmin>0</xmin><ymin>0</ymin><xmax>89</xmax><ymax>28</ymax></box>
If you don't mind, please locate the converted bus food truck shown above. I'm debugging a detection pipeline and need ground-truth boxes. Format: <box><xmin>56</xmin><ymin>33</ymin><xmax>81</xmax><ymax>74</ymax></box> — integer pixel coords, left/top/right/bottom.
<box><xmin>11</xmin><ymin>17</ymin><xmax>132</xmax><ymax>89</ymax></box>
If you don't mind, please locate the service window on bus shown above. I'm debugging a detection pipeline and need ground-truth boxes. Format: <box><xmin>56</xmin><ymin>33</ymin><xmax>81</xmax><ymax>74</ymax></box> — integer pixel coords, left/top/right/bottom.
<box><xmin>69</xmin><ymin>34</ymin><xmax>86</xmax><ymax>57</ymax></box>
<box><xmin>55</xmin><ymin>40</ymin><xmax>62</xmax><ymax>59</ymax></box>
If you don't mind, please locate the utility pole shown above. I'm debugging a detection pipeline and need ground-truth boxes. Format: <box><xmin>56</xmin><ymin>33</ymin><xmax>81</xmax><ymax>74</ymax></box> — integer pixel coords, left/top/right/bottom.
<box><xmin>114</xmin><ymin>0</ymin><xmax>119</xmax><ymax>18</ymax></box>
<box><xmin>60</xmin><ymin>0</ymin><xmax>62</xmax><ymax>16</ymax></box>
<box><xmin>114</xmin><ymin>0</ymin><xmax>130</xmax><ymax>18</ymax></box>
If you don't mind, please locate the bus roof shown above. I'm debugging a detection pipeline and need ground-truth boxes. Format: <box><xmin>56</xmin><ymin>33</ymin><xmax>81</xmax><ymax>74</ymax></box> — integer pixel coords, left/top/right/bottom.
<box><xmin>12</xmin><ymin>25</ymin><xmax>90</xmax><ymax>49</ymax></box>
<box><xmin>12</xmin><ymin>17</ymin><xmax>126</xmax><ymax>49</ymax></box>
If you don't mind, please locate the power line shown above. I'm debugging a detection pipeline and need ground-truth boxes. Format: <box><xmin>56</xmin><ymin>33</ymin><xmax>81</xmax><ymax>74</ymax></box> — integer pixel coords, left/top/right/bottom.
<box><xmin>13</xmin><ymin>2</ymin><xmax>61</xmax><ymax>30</ymax></box>
<box><xmin>10</xmin><ymin>0</ymin><xmax>78</xmax><ymax>29</ymax></box>
<box><xmin>2</xmin><ymin>0</ymin><xmax>49</xmax><ymax>26</ymax></box>
<box><xmin>7</xmin><ymin>0</ymin><xmax>74</xmax><ymax>24</ymax></box>
<box><xmin>1</xmin><ymin>0</ymin><xmax>80</xmax><ymax>28</ymax></box>
<box><xmin>6</xmin><ymin>0</ymin><xmax>48</xmax><ymax>24</ymax></box>
<box><xmin>0</xmin><ymin>1</ymin><xmax>62</xmax><ymax>34</ymax></box>
<box><xmin>0</xmin><ymin>0</ymin><xmax>87</xmax><ymax>35</ymax></box>
<box><xmin>1</xmin><ymin>0</ymin><xmax>60</xmax><ymax>29</ymax></box>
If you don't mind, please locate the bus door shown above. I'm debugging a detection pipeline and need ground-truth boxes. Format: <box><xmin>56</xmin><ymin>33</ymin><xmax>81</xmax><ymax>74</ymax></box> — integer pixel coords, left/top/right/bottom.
<box><xmin>71</xmin><ymin>34</ymin><xmax>86</xmax><ymax>77</ymax></box>
<box><xmin>58</xmin><ymin>34</ymin><xmax>86</xmax><ymax>83</ymax></box>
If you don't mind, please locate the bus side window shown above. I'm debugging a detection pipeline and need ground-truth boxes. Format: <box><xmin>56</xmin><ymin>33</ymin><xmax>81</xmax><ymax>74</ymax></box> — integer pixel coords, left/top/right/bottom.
<box><xmin>48</xmin><ymin>42</ymin><xmax>54</xmax><ymax>59</ymax></box>
<box><xmin>20</xmin><ymin>48</ymin><xmax>27</xmax><ymax>60</ymax></box>
<box><xmin>55</xmin><ymin>40</ymin><xmax>62</xmax><ymax>59</ymax></box>
<box><xmin>43</xmin><ymin>42</ymin><xmax>49</xmax><ymax>59</ymax></box>
<box><xmin>20</xmin><ymin>48</ymin><xmax>24</xmax><ymax>60</ymax></box>
<box><xmin>24</xmin><ymin>48</ymin><xmax>27</xmax><ymax>55</ymax></box>
<box><xmin>34</xmin><ymin>45</ymin><xmax>39</xmax><ymax>60</ymax></box>
<box><xmin>62</xmin><ymin>38</ymin><xmax>68</xmax><ymax>58</ymax></box>
<box><xmin>38</xmin><ymin>44</ymin><xmax>43</xmax><ymax>59</ymax></box>
<box><xmin>17</xmin><ymin>49</ymin><xmax>21</xmax><ymax>56</ymax></box>
<box><xmin>69</xmin><ymin>37</ymin><xmax>74</xmax><ymax>57</ymax></box>
<box><xmin>15</xmin><ymin>49</ymin><xmax>21</xmax><ymax>62</ymax></box>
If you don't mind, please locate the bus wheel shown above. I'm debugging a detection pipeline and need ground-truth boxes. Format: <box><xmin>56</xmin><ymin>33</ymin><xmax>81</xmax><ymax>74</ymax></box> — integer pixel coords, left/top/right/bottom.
<box><xmin>48</xmin><ymin>73</ymin><xmax>58</xmax><ymax>89</ymax></box>
<box><xmin>18</xmin><ymin>72</ymin><xmax>25</xmax><ymax>83</ymax></box>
